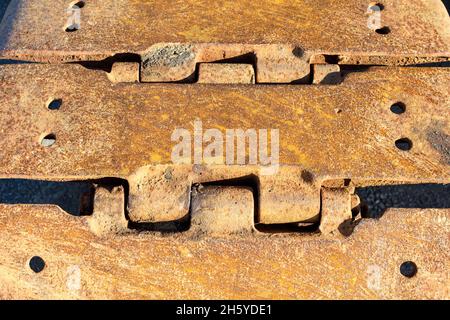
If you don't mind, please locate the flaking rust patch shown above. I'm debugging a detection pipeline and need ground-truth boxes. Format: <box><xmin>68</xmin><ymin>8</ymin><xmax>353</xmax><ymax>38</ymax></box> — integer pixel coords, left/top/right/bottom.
<box><xmin>141</xmin><ymin>44</ymin><xmax>196</xmax><ymax>81</ymax></box>
<box><xmin>427</xmin><ymin>129</ymin><xmax>450</xmax><ymax>165</ymax></box>
<box><xmin>142</xmin><ymin>44</ymin><xmax>195</xmax><ymax>68</ymax></box>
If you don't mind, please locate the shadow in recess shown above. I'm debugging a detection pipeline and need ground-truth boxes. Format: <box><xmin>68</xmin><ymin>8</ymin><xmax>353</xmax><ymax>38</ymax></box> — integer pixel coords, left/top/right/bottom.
<box><xmin>443</xmin><ymin>0</ymin><xmax>450</xmax><ymax>15</ymax></box>
<box><xmin>356</xmin><ymin>183</ymin><xmax>450</xmax><ymax>218</ymax></box>
<box><xmin>0</xmin><ymin>0</ymin><xmax>17</xmax><ymax>51</ymax></box>
<box><xmin>0</xmin><ymin>0</ymin><xmax>12</xmax><ymax>24</ymax></box>
<box><xmin>0</xmin><ymin>179</ymin><xmax>92</xmax><ymax>216</ymax></box>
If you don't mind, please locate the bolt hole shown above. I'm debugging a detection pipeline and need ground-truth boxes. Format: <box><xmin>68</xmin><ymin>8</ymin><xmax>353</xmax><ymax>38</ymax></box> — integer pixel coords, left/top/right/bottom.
<box><xmin>71</xmin><ymin>1</ymin><xmax>85</xmax><ymax>9</ymax></box>
<box><xmin>29</xmin><ymin>256</ymin><xmax>46</xmax><ymax>273</ymax></box>
<box><xmin>395</xmin><ymin>138</ymin><xmax>412</xmax><ymax>151</ymax></box>
<box><xmin>65</xmin><ymin>25</ymin><xmax>79</xmax><ymax>33</ymax></box>
<box><xmin>41</xmin><ymin>133</ymin><xmax>57</xmax><ymax>147</ymax></box>
<box><xmin>400</xmin><ymin>261</ymin><xmax>417</xmax><ymax>278</ymax></box>
<box><xmin>292</xmin><ymin>46</ymin><xmax>304</xmax><ymax>58</ymax></box>
<box><xmin>369</xmin><ymin>2</ymin><xmax>385</xmax><ymax>10</ymax></box>
<box><xmin>48</xmin><ymin>99</ymin><xmax>62</xmax><ymax>110</ymax></box>
<box><xmin>390</xmin><ymin>102</ymin><xmax>406</xmax><ymax>114</ymax></box>
<box><xmin>375</xmin><ymin>26</ymin><xmax>391</xmax><ymax>35</ymax></box>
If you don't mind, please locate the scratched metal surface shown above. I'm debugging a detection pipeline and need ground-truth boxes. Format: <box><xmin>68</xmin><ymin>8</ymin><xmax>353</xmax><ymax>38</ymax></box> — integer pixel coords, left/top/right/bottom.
<box><xmin>0</xmin><ymin>206</ymin><xmax>448</xmax><ymax>299</ymax></box>
<box><xmin>0</xmin><ymin>64</ymin><xmax>449</xmax><ymax>222</ymax></box>
<box><xmin>0</xmin><ymin>0</ymin><xmax>450</xmax><ymax>63</ymax></box>
<box><xmin>0</xmin><ymin>1</ymin><xmax>449</xmax><ymax>217</ymax></box>
<box><xmin>0</xmin><ymin>64</ymin><xmax>449</xmax><ymax>179</ymax></box>
<box><xmin>0</xmin><ymin>0</ymin><xmax>88</xmax><ymax>216</ymax></box>
<box><xmin>0</xmin><ymin>1</ymin><xmax>449</xmax><ymax>300</ymax></box>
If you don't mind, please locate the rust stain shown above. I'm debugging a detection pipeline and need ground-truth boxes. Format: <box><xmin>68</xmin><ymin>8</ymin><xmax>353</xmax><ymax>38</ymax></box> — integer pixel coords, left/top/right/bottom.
<box><xmin>0</xmin><ymin>206</ymin><xmax>447</xmax><ymax>299</ymax></box>
<box><xmin>0</xmin><ymin>0</ymin><xmax>449</xmax><ymax>63</ymax></box>
<box><xmin>0</xmin><ymin>0</ymin><xmax>448</xmax><ymax>301</ymax></box>
<box><xmin>427</xmin><ymin>128</ymin><xmax>450</xmax><ymax>165</ymax></box>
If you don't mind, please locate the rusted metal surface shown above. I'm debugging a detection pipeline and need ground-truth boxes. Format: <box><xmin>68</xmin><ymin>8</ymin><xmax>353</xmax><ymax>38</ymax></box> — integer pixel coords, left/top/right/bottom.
<box><xmin>0</xmin><ymin>206</ymin><xmax>447</xmax><ymax>299</ymax></box>
<box><xmin>107</xmin><ymin>62</ymin><xmax>140</xmax><ymax>83</ymax></box>
<box><xmin>197</xmin><ymin>63</ymin><xmax>255</xmax><ymax>84</ymax></box>
<box><xmin>141</xmin><ymin>44</ymin><xmax>311</xmax><ymax>83</ymax></box>
<box><xmin>319</xmin><ymin>188</ymin><xmax>352</xmax><ymax>235</ymax></box>
<box><xmin>87</xmin><ymin>186</ymin><xmax>128</xmax><ymax>237</ymax></box>
<box><xmin>313</xmin><ymin>64</ymin><xmax>342</xmax><ymax>85</ymax></box>
<box><xmin>190</xmin><ymin>186</ymin><xmax>255</xmax><ymax>235</ymax></box>
<box><xmin>0</xmin><ymin>64</ymin><xmax>448</xmax><ymax>224</ymax></box>
<box><xmin>0</xmin><ymin>0</ymin><xmax>449</xmax><ymax>301</ymax></box>
<box><xmin>0</xmin><ymin>0</ymin><xmax>449</xmax><ymax>65</ymax></box>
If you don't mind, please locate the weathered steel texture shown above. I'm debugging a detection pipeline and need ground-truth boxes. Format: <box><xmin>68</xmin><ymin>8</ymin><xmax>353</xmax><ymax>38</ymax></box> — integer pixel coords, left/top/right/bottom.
<box><xmin>87</xmin><ymin>186</ymin><xmax>128</xmax><ymax>237</ymax></box>
<box><xmin>197</xmin><ymin>63</ymin><xmax>255</xmax><ymax>84</ymax></box>
<box><xmin>107</xmin><ymin>62</ymin><xmax>140</xmax><ymax>83</ymax></box>
<box><xmin>0</xmin><ymin>64</ymin><xmax>448</xmax><ymax>223</ymax></box>
<box><xmin>0</xmin><ymin>0</ymin><xmax>449</xmax><ymax>64</ymax></box>
<box><xmin>0</xmin><ymin>206</ymin><xmax>447</xmax><ymax>299</ymax></box>
<box><xmin>190</xmin><ymin>186</ymin><xmax>255</xmax><ymax>235</ymax></box>
<box><xmin>319</xmin><ymin>188</ymin><xmax>352</xmax><ymax>235</ymax></box>
<box><xmin>313</xmin><ymin>64</ymin><xmax>342</xmax><ymax>85</ymax></box>
<box><xmin>0</xmin><ymin>0</ymin><xmax>447</xmax><ymax>302</ymax></box>
<box><xmin>0</xmin><ymin>64</ymin><xmax>448</xmax><ymax>178</ymax></box>
<box><xmin>141</xmin><ymin>44</ymin><xmax>311</xmax><ymax>83</ymax></box>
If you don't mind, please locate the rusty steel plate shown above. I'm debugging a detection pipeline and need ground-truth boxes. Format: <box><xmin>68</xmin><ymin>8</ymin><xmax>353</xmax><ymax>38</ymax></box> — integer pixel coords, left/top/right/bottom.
<box><xmin>0</xmin><ymin>0</ymin><xmax>449</xmax><ymax>302</ymax></box>
<box><xmin>0</xmin><ymin>64</ymin><xmax>448</xmax><ymax>225</ymax></box>
<box><xmin>0</xmin><ymin>64</ymin><xmax>448</xmax><ymax>179</ymax></box>
<box><xmin>0</xmin><ymin>206</ymin><xmax>448</xmax><ymax>299</ymax></box>
<box><xmin>0</xmin><ymin>0</ymin><xmax>449</xmax><ymax>63</ymax></box>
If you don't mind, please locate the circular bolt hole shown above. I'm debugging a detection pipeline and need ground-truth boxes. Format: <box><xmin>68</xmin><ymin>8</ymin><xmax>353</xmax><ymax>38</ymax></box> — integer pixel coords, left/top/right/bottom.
<box><xmin>65</xmin><ymin>25</ymin><xmax>79</xmax><ymax>33</ymax></box>
<box><xmin>390</xmin><ymin>102</ymin><xmax>406</xmax><ymax>114</ymax></box>
<box><xmin>70</xmin><ymin>1</ymin><xmax>85</xmax><ymax>9</ymax></box>
<box><xmin>375</xmin><ymin>26</ymin><xmax>391</xmax><ymax>35</ymax></box>
<box><xmin>395</xmin><ymin>138</ymin><xmax>412</xmax><ymax>151</ymax></box>
<box><xmin>400</xmin><ymin>261</ymin><xmax>417</xmax><ymax>278</ymax></box>
<box><xmin>292</xmin><ymin>46</ymin><xmax>304</xmax><ymax>58</ymax></box>
<box><xmin>29</xmin><ymin>256</ymin><xmax>46</xmax><ymax>273</ymax></box>
<box><xmin>369</xmin><ymin>2</ymin><xmax>385</xmax><ymax>10</ymax></box>
<box><xmin>48</xmin><ymin>99</ymin><xmax>62</xmax><ymax>110</ymax></box>
<box><xmin>41</xmin><ymin>133</ymin><xmax>57</xmax><ymax>147</ymax></box>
